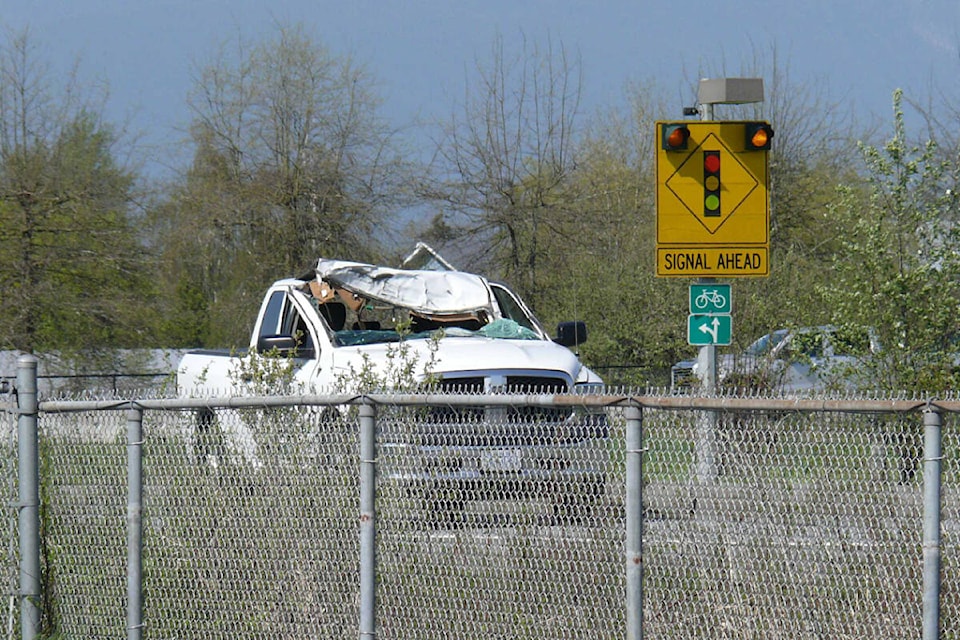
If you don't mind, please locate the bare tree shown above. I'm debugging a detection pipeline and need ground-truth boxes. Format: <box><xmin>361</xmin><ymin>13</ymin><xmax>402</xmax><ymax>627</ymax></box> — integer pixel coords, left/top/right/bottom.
<box><xmin>428</xmin><ymin>32</ymin><xmax>582</xmax><ymax>303</ymax></box>
<box><xmin>154</xmin><ymin>24</ymin><xmax>408</xmax><ymax>346</ymax></box>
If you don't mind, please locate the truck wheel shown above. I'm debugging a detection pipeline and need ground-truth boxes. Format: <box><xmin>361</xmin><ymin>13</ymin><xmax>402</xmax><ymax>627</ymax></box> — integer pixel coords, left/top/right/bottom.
<box><xmin>551</xmin><ymin>477</ymin><xmax>604</xmax><ymax>524</ymax></box>
<box><xmin>194</xmin><ymin>408</ymin><xmax>224</xmax><ymax>467</ymax></box>
<box><xmin>423</xmin><ymin>484</ymin><xmax>465</xmax><ymax>529</ymax></box>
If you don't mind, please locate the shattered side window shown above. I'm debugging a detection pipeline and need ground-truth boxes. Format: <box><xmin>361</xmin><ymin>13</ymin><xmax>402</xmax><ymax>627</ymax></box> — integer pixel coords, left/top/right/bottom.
<box><xmin>489</xmin><ymin>284</ymin><xmax>538</xmax><ymax>334</ymax></box>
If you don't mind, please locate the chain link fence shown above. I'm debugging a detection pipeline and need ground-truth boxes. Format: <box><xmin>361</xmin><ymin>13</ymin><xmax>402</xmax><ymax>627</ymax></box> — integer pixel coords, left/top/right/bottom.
<box><xmin>1</xmin><ymin>388</ymin><xmax>18</xmax><ymax>640</ymax></box>
<box><xmin>6</xmin><ymin>369</ymin><xmax>960</xmax><ymax>638</ymax></box>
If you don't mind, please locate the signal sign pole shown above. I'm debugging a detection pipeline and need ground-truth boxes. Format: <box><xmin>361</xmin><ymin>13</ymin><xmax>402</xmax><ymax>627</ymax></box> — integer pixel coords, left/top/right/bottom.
<box><xmin>695</xmin><ymin>101</ymin><xmax>720</xmax><ymax>485</ymax></box>
<box><xmin>676</xmin><ymin>78</ymin><xmax>767</xmax><ymax>484</ymax></box>
<box><xmin>698</xmin><ymin>100</ymin><xmax>719</xmax><ymax>398</ymax></box>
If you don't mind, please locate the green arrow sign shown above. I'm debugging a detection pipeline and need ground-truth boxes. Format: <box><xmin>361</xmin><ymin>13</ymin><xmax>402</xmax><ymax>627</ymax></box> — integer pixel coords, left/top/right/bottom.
<box><xmin>688</xmin><ymin>314</ymin><xmax>732</xmax><ymax>346</ymax></box>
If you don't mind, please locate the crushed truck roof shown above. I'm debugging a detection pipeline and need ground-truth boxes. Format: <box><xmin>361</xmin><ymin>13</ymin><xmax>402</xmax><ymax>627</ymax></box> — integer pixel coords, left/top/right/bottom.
<box><xmin>315</xmin><ymin>258</ymin><xmax>493</xmax><ymax>315</ymax></box>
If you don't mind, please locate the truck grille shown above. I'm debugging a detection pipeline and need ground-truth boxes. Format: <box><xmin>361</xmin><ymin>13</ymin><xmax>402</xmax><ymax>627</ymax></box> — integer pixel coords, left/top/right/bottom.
<box><xmin>420</xmin><ymin>374</ymin><xmax>588</xmax><ymax>446</ymax></box>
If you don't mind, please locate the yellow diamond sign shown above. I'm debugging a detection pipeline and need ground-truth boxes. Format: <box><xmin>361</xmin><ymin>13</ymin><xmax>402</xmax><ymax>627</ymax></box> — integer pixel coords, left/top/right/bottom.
<box><xmin>656</xmin><ymin>121</ymin><xmax>770</xmax><ymax>277</ymax></box>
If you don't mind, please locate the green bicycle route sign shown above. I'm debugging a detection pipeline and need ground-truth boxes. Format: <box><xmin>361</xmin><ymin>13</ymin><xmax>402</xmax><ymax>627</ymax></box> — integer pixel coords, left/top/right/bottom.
<box><xmin>689</xmin><ymin>284</ymin><xmax>731</xmax><ymax>314</ymax></box>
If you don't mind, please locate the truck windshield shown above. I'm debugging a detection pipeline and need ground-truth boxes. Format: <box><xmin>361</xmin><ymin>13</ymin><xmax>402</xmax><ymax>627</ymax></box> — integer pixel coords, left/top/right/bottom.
<box><xmin>332</xmin><ymin>318</ymin><xmax>540</xmax><ymax>346</ymax></box>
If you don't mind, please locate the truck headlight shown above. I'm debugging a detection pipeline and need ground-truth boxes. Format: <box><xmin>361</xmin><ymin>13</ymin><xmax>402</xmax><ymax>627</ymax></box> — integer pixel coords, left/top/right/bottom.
<box><xmin>573</xmin><ymin>382</ymin><xmax>605</xmax><ymax>395</ymax></box>
<box><xmin>572</xmin><ymin>382</ymin><xmax>608</xmax><ymax>439</ymax></box>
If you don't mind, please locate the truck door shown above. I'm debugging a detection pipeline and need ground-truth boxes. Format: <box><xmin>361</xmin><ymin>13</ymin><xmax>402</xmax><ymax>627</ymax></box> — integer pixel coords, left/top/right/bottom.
<box><xmin>256</xmin><ymin>289</ymin><xmax>317</xmax><ymax>359</ymax></box>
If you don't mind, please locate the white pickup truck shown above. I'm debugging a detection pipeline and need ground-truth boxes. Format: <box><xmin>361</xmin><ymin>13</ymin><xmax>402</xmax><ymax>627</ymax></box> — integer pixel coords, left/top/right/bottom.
<box><xmin>178</xmin><ymin>258</ymin><xmax>607</xmax><ymax>519</ymax></box>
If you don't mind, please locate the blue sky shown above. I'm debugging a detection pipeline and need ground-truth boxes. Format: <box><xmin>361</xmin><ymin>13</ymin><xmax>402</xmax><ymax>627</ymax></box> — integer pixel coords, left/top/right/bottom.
<box><xmin>5</xmin><ymin>1</ymin><xmax>960</xmax><ymax>178</ymax></box>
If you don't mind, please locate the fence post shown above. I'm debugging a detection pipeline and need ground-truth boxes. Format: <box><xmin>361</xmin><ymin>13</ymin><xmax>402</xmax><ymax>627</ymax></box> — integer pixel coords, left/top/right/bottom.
<box><xmin>358</xmin><ymin>401</ymin><xmax>377</xmax><ymax>639</ymax></box>
<box><xmin>625</xmin><ymin>404</ymin><xmax>643</xmax><ymax>640</ymax></box>
<box><xmin>922</xmin><ymin>406</ymin><xmax>942</xmax><ymax>640</ymax></box>
<box><xmin>126</xmin><ymin>408</ymin><xmax>144</xmax><ymax>640</ymax></box>
<box><xmin>17</xmin><ymin>354</ymin><xmax>40</xmax><ymax>640</ymax></box>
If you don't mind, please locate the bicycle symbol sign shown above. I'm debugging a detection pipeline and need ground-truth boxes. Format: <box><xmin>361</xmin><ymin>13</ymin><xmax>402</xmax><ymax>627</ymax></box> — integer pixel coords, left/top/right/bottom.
<box><xmin>689</xmin><ymin>283</ymin><xmax>731</xmax><ymax>314</ymax></box>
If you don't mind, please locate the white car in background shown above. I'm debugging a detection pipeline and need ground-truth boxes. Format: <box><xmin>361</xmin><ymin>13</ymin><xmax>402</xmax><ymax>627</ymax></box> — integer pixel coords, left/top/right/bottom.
<box><xmin>671</xmin><ymin>325</ymin><xmax>881</xmax><ymax>393</ymax></box>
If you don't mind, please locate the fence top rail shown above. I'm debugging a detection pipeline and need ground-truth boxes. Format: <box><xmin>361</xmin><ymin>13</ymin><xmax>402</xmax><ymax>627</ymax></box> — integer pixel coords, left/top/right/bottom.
<box><xmin>32</xmin><ymin>391</ymin><xmax>958</xmax><ymax>415</ymax></box>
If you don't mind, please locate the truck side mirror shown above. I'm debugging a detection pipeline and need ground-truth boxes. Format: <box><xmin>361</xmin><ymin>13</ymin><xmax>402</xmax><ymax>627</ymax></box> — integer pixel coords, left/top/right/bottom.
<box><xmin>554</xmin><ymin>321</ymin><xmax>587</xmax><ymax>347</ymax></box>
<box><xmin>256</xmin><ymin>334</ymin><xmax>299</xmax><ymax>355</ymax></box>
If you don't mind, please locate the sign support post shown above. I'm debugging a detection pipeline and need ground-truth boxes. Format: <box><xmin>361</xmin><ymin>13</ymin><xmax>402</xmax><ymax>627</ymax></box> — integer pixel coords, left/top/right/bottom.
<box><xmin>666</xmin><ymin>78</ymin><xmax>766</xmax><ymax>483</ymax></box>
<box><xmin>699</xmin><ymin>99</ymin><xmax>718</xmax><ymax>398</ymax></box>
<box><xmin>697</xmin><ymin>99</ymin><xmax>719</xmax><ymax>484</ymax></box>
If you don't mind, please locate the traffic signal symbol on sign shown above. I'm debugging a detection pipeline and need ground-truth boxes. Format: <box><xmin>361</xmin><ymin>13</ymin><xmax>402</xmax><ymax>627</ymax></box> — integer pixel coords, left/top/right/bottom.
<box><xmin>703</xmin><ymin>151</ymin><xmax>721</xmax><ymax>218</ymax></box>
<box><xmin>655</xmin><ymin>121</ymin><xmax>771</xmax><ymax>264</ymax></box>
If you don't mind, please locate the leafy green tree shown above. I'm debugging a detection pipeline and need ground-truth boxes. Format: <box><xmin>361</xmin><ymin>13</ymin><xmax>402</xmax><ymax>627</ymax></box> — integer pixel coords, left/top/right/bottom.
<box><xmin>0</xmin><ymin>30</ymin><xmax>152</xmax><ymax>355</ymax></box>
<box><xmin>821</xmin><ymin>90</ymin><xmax>960</xmax><ymax>391</ymax></box>
<box><xmin>688</xmin><ymin>48</ymin><xmax>869</xmax><ymax>352</ymax></box>
<box><xmin>530</xmin><ymin>82</ymin><xmax>688</xmax><ymax>385</ymax></box>
<box><xmin>152</xmin><ymin>25</ymin><xmax>407</xmax><ymax>347</ymax></box>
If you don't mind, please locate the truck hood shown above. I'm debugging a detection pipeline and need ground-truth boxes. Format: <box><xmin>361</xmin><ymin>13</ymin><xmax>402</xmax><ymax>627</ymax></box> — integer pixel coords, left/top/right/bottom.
<box><xmin>330</xmin><ymin>336</ymin><xmax>583</xmax><ymax>385</ymax></box>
